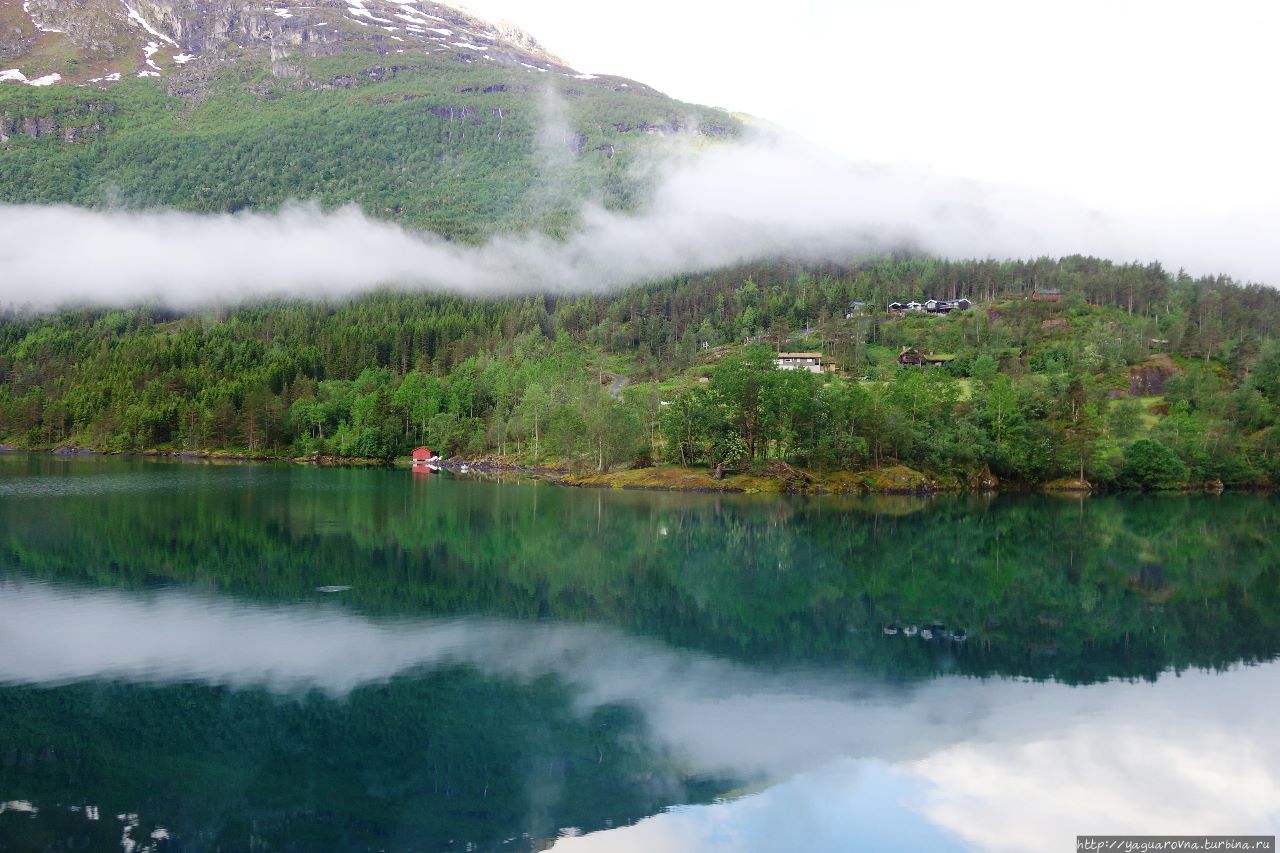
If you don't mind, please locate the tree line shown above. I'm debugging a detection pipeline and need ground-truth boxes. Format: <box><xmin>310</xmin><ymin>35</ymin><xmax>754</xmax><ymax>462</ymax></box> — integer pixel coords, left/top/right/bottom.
<box><xmin>4</xmin><ymin>255</ymin><xmax>1280</xmax><ymax>486</ymax></box>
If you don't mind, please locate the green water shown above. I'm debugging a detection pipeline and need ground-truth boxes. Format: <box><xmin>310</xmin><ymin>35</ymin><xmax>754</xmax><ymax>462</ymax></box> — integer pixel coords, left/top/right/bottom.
<box><xmin>1</xmin><ymin>454</ymin><xmax>1278</xmax><ymax>851</ymax></box>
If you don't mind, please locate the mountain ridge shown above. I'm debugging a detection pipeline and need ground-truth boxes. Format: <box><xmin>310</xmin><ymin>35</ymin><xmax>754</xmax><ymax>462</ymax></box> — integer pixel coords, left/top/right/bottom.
<box><xmin>4</xmin><ymin>0</ymin><xmax>576</xmax><ymax>86</ymax></box>
<box><xmin>0</xmin><ymin>0</ymin><xmax>743</xmax><ymax>239</ymax></box>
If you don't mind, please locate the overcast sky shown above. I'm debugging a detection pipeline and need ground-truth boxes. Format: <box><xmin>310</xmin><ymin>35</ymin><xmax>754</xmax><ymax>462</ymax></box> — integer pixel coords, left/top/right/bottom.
<box><xmin>458</xmin><ymin>0</ymin><xmax>1280</xmax><ymax>219</ymax></box>
<box><xmin>7</xmin><ymin>1</ymin><xmax>1278</xmax><ymax>307</ymax></box>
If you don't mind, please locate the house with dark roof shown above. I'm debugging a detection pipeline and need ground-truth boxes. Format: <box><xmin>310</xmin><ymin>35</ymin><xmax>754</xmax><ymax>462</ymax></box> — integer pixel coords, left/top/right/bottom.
<box><xmin>898</xmin><ymin>347</ymin><xmax>956</xmax><ymax>367</ymax></box>
<box><xmin>931</xmin><ymin>298</ymin><xmax>971</xmax><ymax>313</ymax></box>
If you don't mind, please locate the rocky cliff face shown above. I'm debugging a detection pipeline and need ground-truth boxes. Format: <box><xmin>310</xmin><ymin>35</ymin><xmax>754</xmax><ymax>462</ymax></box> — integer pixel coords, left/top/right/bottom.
<box><xmin>2</xmin><ymin>0</ymin><xmax>574</xmax><ymax>86</ymax></box>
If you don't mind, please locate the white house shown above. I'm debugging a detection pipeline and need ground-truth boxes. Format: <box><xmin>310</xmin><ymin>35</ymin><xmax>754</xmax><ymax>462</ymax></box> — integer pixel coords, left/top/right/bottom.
<box><xmin>775</xmin><ymin>352</ymin><xmax>824</xmax><ymax>373</ymax></box>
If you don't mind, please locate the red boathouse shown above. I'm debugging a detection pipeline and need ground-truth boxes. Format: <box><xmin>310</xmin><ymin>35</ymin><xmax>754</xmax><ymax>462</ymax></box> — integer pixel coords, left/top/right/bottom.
<box><xmin>411</xmin><ymin>447</ymin><xmax>437</xmax><ymax>464</ymax></box>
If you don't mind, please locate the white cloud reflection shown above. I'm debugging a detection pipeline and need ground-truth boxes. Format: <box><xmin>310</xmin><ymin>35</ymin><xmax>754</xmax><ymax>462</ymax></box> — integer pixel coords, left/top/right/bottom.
<box><xmin>552</xmin><ymin>664</ymin><xmax>1280</xmax><ymax>852</ymax></box>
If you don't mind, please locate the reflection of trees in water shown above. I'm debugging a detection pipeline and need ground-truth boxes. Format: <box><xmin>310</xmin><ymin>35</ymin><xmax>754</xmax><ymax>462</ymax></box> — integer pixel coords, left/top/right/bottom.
<box><xmin>3</xmin><ymin>458</ymin><xmax>1279</xmax><ymax>684</ymax></box>
<box><xmin>0</xmin><ymin>668</ymin><xmax>726</xmax><ymax>851</ymax></box>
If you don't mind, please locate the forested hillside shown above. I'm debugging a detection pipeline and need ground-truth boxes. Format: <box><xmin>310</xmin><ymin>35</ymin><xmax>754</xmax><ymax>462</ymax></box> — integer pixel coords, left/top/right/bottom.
<box><xmin>1</xmin><ymin>59</ymin><xmax>738</xmax><ymax>240</ymax></box>
<box><xmin>5</xmin><ymin>254</ymin><xmax>1280</xmax><ymax>490</ymax></box>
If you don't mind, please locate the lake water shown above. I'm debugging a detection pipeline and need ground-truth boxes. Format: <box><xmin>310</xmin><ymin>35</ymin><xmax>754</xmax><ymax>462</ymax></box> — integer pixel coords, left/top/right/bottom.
<box><xmin>1</xmin><ymin>453</ymin><xmax>1278</xmax><ymax>851</ymax></box>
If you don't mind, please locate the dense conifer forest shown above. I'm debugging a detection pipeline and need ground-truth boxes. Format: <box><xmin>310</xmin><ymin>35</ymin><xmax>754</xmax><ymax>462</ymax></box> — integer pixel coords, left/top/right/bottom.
<box><xmin>4</xmin><ymin>254</ymin><xmax>1280</xmax><ymax>489</ymax></box>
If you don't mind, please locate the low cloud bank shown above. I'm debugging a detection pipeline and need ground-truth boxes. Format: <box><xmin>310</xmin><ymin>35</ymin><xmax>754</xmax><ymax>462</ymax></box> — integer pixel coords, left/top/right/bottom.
<box><xmin>1</xmin><ymin>135</ymin><xmax>1276</xmax><ymax>310</ymax></box>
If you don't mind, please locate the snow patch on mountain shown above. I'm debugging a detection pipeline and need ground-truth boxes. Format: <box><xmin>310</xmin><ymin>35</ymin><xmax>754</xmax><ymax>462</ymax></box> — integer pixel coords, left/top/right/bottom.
<box><xmin>348</xmin><ymin>2</ymin><xmax>395</xmax><ymax>24</ymax></box>
<box><xmin>0</xmin><ymin>68</ymin><xmax>62</xmax><ymax>86</ymax></box>
<box><xmin>122</xmin><ymin>2</ymin><xmax>177</xmax><ymax>46</ymax></box>
<box><xmin>143</xmin><ymin>42</ymin><xmax>161</xmax><ymax>71</ymax></box>
<box><xmin>394</xmin><ymin>8</ymin><xmax>434</xmax><ymax>25</ymax></box>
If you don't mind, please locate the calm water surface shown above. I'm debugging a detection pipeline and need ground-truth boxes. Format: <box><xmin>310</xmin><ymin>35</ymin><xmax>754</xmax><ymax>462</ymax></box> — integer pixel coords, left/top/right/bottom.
<box><xmin>1</xmin><ymin>453</ymin><xmax>1278</xmax><ymax>851</ymax></box>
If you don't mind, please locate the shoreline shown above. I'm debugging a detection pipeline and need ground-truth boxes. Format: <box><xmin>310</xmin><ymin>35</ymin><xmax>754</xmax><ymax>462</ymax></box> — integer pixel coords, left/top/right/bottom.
<box><xmin>424</xmin><ymin>457</ymin><xmax>1243</xmax><ymax>497</ymax></box>
<box><xmin>0</xmin><ymin>444</ymin><xmax>392</xmax><ymax>467</ymax></box>
<box><xmin>1</xmin><ymin>444</ymin><xmax>1256</xmax><ymax>496</ymax></box>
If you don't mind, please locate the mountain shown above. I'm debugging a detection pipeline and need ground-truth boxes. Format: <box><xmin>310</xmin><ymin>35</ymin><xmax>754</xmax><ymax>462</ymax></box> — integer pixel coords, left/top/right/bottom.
<box><xmin>0</xmin><ymin>0</ymin><xmax>741</xmax><ymax>238</ymax></box>
<box><xmin>5</xmin><ymin>0</ymin><xmax>566</xmax><ymax>79</ymax></box>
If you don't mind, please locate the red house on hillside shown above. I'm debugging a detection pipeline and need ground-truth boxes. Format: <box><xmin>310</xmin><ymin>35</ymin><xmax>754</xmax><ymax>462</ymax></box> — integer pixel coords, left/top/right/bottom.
<box><xmin>411</xmin><ymin>447</ymin><xmax>437</xmax><ymax>464</ymax></box>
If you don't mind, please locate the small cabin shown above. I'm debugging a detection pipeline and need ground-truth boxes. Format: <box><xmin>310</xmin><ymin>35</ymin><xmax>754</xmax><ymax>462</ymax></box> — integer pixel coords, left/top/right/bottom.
<box><xmin>411</xmin><ymin>447</ymin><xmax>437</xmax><ymax>464</ymax></box>
<box><xmin>928</xmin><ymin>298</ymin><xmax>971</xmax><ymax>313</ymax></box>
<box><xmin>776</xmin><ymin>352</ymin><xmax>824</xmax><ymax>374</ymax></box>
<box><xmin>898</xmin><ymin>347</ymin><xmax>954</xmax><ymax>367</ymax></box>
<box><xmin>1031</xmin><ymin>288</ymin><xmax>1063</xmax><ymax>302</ymax></box>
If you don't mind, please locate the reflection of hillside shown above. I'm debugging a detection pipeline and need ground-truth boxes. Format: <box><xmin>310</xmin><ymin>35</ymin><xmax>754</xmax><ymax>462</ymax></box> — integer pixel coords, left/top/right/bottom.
<box><xmin>0</xmin><ymin>669</ymin><xmax>724</xmax><ymax>851</ymax></box>
<box><xmin>5</xmin><ymin>579</ymin><xmax>1277</xmax><ymax>851</ymax></box>
<box><xmin>2</xmin><ymin>456</ymin><xmax>1278</xmax><ymax>684</ymax></box>
<box><xmin>826</xmin><ymin>494</ymin><xmax>935</xmax><ymax>516</ymax></box>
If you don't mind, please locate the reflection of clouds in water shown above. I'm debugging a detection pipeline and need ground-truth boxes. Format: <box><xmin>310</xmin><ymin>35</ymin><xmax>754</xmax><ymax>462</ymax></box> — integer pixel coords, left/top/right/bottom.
<box><xmin>0</xmin><ymin>581</ymin><xmax>520</xmax><ymax>693</ymax></box>
<box><xmin>1</xmin><ymin>581</ymin><xmax>1277</xmax><ymax>850</ymax></box>
<box><xmin>551</xmin><ymin>761</ymin><xmax>966</xmax><ymax>853</ymax></box>
<box><xmin>908</xmin><ymin>674</ymin><xmax>1280</xmax><ymax>851</ymax></box>
<box><xmin>559</xmin><ymin>669</ymin><xmax>1280</xmax><ymax>852</ymax></box>
<box><xmin>0</xmin><ymin>581</ymin><xmax>971</xmax><ymax>776</ymax></box>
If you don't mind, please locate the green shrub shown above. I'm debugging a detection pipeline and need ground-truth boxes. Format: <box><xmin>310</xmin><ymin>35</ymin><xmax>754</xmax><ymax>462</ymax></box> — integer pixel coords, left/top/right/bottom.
<box><xmin>1118</xmin><ymin>439</ymin><xmax>1189</xmax><ymax>490</ymax></box>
